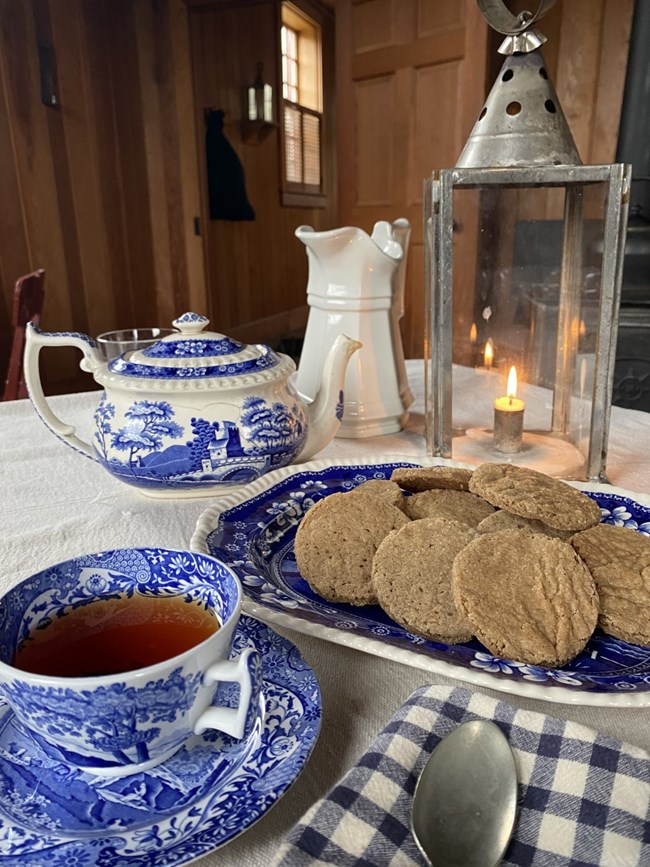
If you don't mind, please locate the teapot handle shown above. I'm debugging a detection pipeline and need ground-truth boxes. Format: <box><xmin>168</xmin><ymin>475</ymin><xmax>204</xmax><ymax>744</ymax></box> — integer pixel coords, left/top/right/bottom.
<box><xmin>24</xmin><ymin>322</ymin><xmax>102</xmax><ymax>461</ymax></box>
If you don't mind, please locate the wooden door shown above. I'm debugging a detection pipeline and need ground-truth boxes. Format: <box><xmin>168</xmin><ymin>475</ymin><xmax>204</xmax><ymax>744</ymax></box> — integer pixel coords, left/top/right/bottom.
<box><xmin>335</xmin><ymin>0</ymin><xmax>488</xmax><ymax>359</ymax></box>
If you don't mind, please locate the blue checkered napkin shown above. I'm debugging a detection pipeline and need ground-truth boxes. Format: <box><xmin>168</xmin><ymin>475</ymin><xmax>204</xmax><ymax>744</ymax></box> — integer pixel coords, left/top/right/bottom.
<box><xmin>272</xmin><ymin>685</ymin><xmax>650</xmax><ymax>867</ymax></box>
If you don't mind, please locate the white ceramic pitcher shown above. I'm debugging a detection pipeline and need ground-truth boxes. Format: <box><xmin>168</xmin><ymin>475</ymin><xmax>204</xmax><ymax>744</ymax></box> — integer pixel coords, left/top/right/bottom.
<box><xmin>295</xmin><ymin>219</ymin><xmax>413</xmax><ymax>438</ymax></box>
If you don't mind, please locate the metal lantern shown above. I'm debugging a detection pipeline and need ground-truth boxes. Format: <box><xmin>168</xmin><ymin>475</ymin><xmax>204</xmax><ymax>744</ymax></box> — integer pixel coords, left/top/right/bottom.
<box><xmin>247</xmin><ymin>62</ymin><xmax>273</xmax><ymax>123</ymax></box>
<box><xmin>424</xmin><ymin>0</ymin><xmax>631</xmax><ymax>481</ymax></box>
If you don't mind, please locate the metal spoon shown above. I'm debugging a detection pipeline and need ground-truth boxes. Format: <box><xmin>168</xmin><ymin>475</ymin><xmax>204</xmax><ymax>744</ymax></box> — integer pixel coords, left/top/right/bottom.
<box><xmin>411</xmin><ymin>719</ymin><xmax>518</xmax><ymax>867</ymax></box>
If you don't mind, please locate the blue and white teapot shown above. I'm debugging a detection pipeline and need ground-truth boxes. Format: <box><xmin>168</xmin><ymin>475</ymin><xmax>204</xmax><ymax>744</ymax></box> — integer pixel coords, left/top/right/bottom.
<box><xmin>24</xmin><ymin>312</ymin><xmax>361</xmax><ymax>497</ymax></box>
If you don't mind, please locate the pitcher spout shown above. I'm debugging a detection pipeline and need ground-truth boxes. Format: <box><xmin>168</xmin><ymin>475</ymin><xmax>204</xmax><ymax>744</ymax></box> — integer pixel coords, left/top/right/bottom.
<box><xmin>297</xmin><ymin>334</ymin><xmax>361</xmax><ymax>462</ymax></box>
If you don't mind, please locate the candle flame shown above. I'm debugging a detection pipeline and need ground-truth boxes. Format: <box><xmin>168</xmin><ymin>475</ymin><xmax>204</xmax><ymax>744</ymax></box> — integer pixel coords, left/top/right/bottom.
<box><xmin>507</xmin><ymin>365</ymin><xmax>517</xmax><ymax>399</ymax></box>
<box><xmin>469</xmin><ymin>322</ymin><xmax>477</xmax><ymax>343</ymax></box>
<box><xmin>484</xmin><ymin>340</ymin><xmax>493</xmax><ymax>368</ymax></box>
<box><xmin>579</xmin><ymin>319</ymin><xmax>586</xmax><ymax>338</ymax></box>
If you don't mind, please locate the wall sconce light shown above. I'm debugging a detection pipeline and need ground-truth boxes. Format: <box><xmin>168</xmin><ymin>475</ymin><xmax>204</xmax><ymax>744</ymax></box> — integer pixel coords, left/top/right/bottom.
<box><xmin>424</xmin><ymin>0</ymin><xmax>631</xmax><ymax>481</ymax></box>
<box><xmin>242</xmin><ymin>62</ymin><xmax>278</xmax><ymax>144</ymax></box>
<box><xmin>247</xmin><ymin>62</ymin><xmax>273</xmax><ymax>123</ymax></box>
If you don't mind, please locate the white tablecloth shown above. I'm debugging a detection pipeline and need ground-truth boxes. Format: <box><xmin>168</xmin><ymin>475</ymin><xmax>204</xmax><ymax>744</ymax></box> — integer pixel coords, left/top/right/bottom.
<box><xmin>1</xmin><ymin>360</ymin><xmax>650</xmax><ymax>866</ymax></box>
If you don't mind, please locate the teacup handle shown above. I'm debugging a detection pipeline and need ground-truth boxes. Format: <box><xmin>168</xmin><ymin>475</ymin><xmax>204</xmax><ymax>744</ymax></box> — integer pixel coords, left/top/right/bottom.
<box><xmin>195</xmin><ymin>647</ymin><xmax>262</xmax><ymax>740</ymax></box>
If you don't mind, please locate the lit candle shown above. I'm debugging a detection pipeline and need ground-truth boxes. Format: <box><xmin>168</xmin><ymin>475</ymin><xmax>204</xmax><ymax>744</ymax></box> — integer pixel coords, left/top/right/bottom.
<box><xmin>483</xmin><ymin>339</ymin><xmax>494</xmax><ymax>370</ymax></box>
<box><xmin>469</xmin><ymin>323</ymin><xmax>479</xmax><ymax>366</ymax></box>
<box><xmin>493</xmin><ymin>365</ymin><xmax>525</xmax><ymax>453</ymax></box>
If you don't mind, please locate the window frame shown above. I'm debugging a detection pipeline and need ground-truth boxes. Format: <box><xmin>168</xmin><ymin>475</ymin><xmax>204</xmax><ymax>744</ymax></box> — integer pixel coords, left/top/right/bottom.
<box><xmin>279</xmin><ymin>2</ymin><xmax>326</xmax><ymax>208</ymax></box>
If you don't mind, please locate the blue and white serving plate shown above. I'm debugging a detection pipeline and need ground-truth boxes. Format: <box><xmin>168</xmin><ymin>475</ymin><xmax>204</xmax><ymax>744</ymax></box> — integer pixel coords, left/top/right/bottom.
<box><xmin>191</xmin><ymin>457</ymin><xmax>650</xmax><ymax>708</ymax></box>
<box><xmin>0</xmin><ymin>615</ymin><xmax>321</xmax><ymax>866</ymax></box>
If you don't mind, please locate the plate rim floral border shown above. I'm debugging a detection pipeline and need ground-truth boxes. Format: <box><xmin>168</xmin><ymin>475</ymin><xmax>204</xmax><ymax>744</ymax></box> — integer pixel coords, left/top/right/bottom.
<box><xmin>191</xmin><ymin>456</ymin><xmax>650</xmax><ymax>709</ymax></box>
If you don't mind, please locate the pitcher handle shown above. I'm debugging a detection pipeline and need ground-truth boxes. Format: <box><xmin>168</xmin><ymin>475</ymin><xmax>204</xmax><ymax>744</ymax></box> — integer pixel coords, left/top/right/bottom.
<box><xmin>24</xmin><ymin>322</ymin><xmax>102</xmax><ymax>461</ymax></box>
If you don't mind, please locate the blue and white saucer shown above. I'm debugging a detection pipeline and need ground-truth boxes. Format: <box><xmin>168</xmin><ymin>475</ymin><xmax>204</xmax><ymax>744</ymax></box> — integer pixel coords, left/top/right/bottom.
<box><xmin>0</xmin><ymin>615</ymin><xmax>321</xmax><ymax>866</ymax></box>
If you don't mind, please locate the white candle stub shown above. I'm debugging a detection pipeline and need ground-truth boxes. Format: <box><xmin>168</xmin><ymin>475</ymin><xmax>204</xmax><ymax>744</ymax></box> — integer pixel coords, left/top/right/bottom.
<box><xmin>493</xmin><ymin>366</ymin><xmax>525</xmax><ymax>453</ymax></box>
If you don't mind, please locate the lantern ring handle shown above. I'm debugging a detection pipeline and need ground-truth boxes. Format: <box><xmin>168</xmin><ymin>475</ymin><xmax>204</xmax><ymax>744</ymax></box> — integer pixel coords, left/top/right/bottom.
<box><xmin>476</xmin><ymin>0</ymin><xmax>556</xmax><ymax>35</ymax></box>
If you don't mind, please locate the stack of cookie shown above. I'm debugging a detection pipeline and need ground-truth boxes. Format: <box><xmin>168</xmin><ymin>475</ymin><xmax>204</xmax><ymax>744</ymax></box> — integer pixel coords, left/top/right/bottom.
<box><xmin>294</xmin><ymin>462</ymin><xmax>650</xmax><ymax>668</ymax></box>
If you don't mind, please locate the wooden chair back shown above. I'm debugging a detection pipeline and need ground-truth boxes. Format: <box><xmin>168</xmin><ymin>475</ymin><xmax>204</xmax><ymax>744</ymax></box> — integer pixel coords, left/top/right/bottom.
<box><xmin>3</xmin><ymin>269</ymin><xmax>46</xmax><ymax>401</ymax></box>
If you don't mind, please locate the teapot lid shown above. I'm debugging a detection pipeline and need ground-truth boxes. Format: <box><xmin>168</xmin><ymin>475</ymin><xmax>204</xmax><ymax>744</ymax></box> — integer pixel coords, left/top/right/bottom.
<box><xmin>100</xmin><ymin>312</ymin><xmax>289</xmax><ymax>389</ymax></box>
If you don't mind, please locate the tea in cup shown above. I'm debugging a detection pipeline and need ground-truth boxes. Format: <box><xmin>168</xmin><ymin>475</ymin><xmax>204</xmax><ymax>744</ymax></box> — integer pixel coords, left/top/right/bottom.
<box><xmin>0</xmin><ymin>548</ymin><xmax>262</xmax><ymax>777</ymax></box>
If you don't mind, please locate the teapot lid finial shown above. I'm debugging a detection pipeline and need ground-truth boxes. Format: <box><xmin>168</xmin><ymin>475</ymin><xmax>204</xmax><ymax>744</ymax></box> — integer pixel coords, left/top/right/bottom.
<box><xmin>173</xmin><ymin>312</ymin><xmax>210</xmax><ymax>334</ymax></box>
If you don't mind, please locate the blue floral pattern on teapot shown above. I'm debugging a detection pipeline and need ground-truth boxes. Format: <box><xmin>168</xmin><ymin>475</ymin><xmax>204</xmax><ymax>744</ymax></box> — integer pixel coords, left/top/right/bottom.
<box><xmin>93</xmin><ymin>393</ymin><xmax>307</xmax><ymax>491</ymax></box>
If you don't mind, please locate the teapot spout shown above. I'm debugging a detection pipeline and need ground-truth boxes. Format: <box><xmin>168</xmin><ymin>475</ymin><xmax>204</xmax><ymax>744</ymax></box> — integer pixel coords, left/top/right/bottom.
<box><xmin>297</xmin><ymin>334</ymin><xmax>361</xmax><ymax>462</ymax></box>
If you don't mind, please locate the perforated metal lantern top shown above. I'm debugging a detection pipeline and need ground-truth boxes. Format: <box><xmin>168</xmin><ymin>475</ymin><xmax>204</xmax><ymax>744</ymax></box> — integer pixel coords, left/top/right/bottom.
<box><xmin>455</xmin><ymin>49</ymin><xmax>581</xmax><ymax>169</ymax></box>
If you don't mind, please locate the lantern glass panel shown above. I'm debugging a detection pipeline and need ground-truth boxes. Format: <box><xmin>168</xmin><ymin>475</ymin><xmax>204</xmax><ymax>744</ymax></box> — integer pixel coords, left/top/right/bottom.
<box><xmin>425</xmin><ymin>165</ymin><xmax>629</xmax><ymax>481</ymax></box>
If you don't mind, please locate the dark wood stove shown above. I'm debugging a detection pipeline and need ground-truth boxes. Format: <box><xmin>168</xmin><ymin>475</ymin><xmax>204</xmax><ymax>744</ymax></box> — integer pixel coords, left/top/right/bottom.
<box><xmin>612</xmin><ymin>1</ymin><xmax>650</xmax><ymax>412</ymax></box>
<box><xmin>613</xmin><ymin>216</ymin><xmax>650</xmax><ymax>411</ymax></box>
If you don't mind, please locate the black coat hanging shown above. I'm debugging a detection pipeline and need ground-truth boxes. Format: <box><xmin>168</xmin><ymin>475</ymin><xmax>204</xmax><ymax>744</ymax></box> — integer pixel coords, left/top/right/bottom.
<box><xmin>205</xmin><ymin>109</ymin><xmax>255</xmax><ymax>221</ymax></box>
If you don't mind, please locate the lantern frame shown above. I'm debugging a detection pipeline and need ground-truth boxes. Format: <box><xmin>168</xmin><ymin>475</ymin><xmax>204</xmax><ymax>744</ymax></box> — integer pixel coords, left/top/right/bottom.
<box><xmin>424</xmin><ymin>161</ymin><xmax>631</xmax><ymax>482</ymax></box>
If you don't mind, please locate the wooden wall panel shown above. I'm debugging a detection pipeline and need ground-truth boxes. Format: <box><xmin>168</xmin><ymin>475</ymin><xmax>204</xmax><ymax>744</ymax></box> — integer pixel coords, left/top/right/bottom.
<box><xmin>0</xmin><ymin>7</ymin><xmax>35</xmax><ymax>377</ymax></box>
<box><xmin>417</xmin><ymin>0</ymin><xmax>464</xmax><ymax>37</ymax></box>
<box><xmin>80</xmin><ymin>1</ymin><xmax>134</xmax><ymax>330</ymax></box>
<box><xmin>170</xmin><ymin>0</ymin><xmax>207</xmax><ymax>313</ymax></box>
<box><xmin>1</xmin><ymin>0</ymin><xmax>78</xmax><ymax>385</ymax></box>
<box><xmin>355</xmin><ymin>76</ymin><xmax>394</xmax><ymax>205</ymax></box>
<box><xmin>47</xmin><ymin>0</ymin><xmax>107</xmax><ymax>333</ymax></box>
<box><xmin>556</xmin><ymin>1</ymin><xmax>605</xmax><ymax>164</ymax></box>
<box><xmin>351</xmin><ymin>0</ymin><xmax>394</xmax><ymax>52</ymax></box>
<box><xmin>410</xmin><ymin>60</ymin><xmax>463</xmax><ymax>200</ymax></box>
<box><xmin>578</xmin><ymin>0</ymin><xmax>634</xmax><ymax>166</ymax></box>
<box><xmin>0</xmin><ymin>0</ymin><xmax>205</xmax><ymax>395</ymax></box>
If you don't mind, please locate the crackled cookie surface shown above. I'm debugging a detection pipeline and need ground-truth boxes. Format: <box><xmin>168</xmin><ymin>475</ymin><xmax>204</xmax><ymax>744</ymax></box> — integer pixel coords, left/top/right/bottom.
<box><xmin>571</xmin><ymin>523</ymin><xmax>650</xmax><ymax>646</ymax></box>
<box><xmin>403</xmin><ymin>488</ymin><xmax>495</xmax><ymax>528</ymax></box>
<box><xmin>347</xmin><ymin>479</ymin><xmax>406</xmax><ymax>510</ymax></box>
<box><xmin>452</xmin><ymin>529</ymin><xmax>598</xmax><ymax>666</ymax></box>
<box><xmin>469</xmin><ymin>463</ymin><xmax>601</xmax><ymax>531</ymax></box>
<box><xmin>372</xmin><ymin>517</ymin><xmax>476</xmax><ymax>644</ymax></box>
<box><xmin>294</xmin><ymin>492</ymin><xmax>409</xmax><ymax>606</ymax></box>
<box><xmin>477</xmin><ymin>509</ymin><xmax>575</xmax><ymax>541</ymax></box>
<box><xmin>390</xmin><ymin>466</ymin><xmax>473</xmax><ymax>492</ymax></box>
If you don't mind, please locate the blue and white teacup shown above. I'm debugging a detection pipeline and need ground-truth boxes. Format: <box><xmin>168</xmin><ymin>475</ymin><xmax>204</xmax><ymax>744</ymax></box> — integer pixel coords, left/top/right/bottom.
<box><xmin>0</xmin><ymin>548</ymin><xmax>262</xmax><ymax>778</ymax></box>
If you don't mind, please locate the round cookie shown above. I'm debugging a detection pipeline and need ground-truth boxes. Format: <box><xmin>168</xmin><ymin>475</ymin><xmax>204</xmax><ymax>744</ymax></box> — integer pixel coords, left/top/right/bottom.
<box><xmin>347</xmin><ymin>479</ymin><xmax>406</xmax><ymax>510</ymax></box>
<box><xmin>571</xmin><ymin>524</ymin><xmax>650</xmax><ymax>646</ymax></box>
<box><xmin>477</xmin><ymin>509</ymin><xmax>574</xmax><ymax>541</ymax></box>
<box><xmin>403</xmin><ymin>488</ymin><xmax>495</xmax><ymax>528</ymax></box>
<box><xmin>391</xmin><ymin>466</ymin><xmax>473</xmax><ymax>492</ymax></box>
<box><xmin>372</xmin><ymin>517</ymin><xmax>476</xmax><ymax>643</ymax></box>
<box><xmin>294</xmin><ymin>492</ymin><xmax>409</xmax><ymax>606</ymax></box>
<box><xmin>452</xmin><ymin>529</ymin><xmax>598</xmax><ymax>667</ymax></box>
<box><xmin>469</xmin><ymin>463</ymin><xmax>601</xmax><ymax>531</ymax></box>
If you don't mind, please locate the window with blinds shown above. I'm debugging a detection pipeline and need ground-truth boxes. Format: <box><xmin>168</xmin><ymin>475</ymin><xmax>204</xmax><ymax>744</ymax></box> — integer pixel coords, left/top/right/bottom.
<box><xmin>280</xmin><ymin>5</ymin><xmax>324</xmax><ymax>204</ymax></box>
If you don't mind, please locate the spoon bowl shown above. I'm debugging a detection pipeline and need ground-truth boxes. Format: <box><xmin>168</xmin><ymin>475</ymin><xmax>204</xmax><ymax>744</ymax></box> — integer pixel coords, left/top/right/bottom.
<box><xmin>411</xmin><ymin>719</ymin><xmax>518</xmax><ymax>867</ymax></box>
